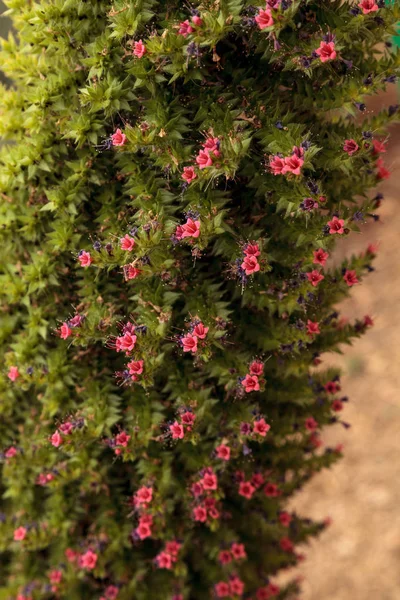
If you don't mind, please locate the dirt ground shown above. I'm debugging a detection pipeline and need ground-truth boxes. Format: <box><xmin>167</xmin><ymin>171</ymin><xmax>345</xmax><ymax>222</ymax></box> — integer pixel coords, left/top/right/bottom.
<box><xmin>291</xmin><ymin>86</ymin><xmax>400</xmax><ymax>599</ymax></box>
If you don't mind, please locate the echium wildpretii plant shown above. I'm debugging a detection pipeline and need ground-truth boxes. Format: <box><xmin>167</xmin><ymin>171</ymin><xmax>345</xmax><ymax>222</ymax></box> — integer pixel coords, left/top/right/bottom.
<box><xmin>0</xmin><ymin>0</ymin><xmax>399</xmax><ymax>598</ymax></box>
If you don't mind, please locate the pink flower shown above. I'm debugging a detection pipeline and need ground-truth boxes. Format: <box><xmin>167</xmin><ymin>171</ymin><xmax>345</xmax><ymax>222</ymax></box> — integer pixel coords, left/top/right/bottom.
<box><xmin>305</xmin><ymin>417</ymin><xmax>318</xmax><ymax>431</ymax></box>
<box><xmin>203</xmin><ymin>137</ymin><xmax>221</xmax><ymax>157</ymax></box>
<box><xmin>241</xmin><ymin>374</ymin><xmax>260</xmax><ymax>393</ymax></box>
<box><xmin>216</xmin><ymin>444</ymin><xmax>231</xmax><ymax>460</ymax></box>
<box><xmin>182</xmin><ymin>166</ymin><xmax>197</xmax><ymax>183</ymax></box>
<box><xmin>332</xmin><ymin>399</ymin><xmax>343</xmax><ymax>411</ymax></box>
<box><xmin>116</xmin><ymin>331</ymin><xmax>137</xmax><ymax>353</ymax></box>
<box><xmin>255</xmin><ymin>8</ymin><xmax>274</xmax><ymax>29</ymax></box>
<box><xmin>192</xmin><ymin>15</ymin><xmax>203</xmax><ymax>26</ymax></box>
<box><xmin>127</xmin><ymin>360</ymin><xmax>144</xmax><ymax>376</ymax></box>
<box><xmin>283</xmin><ymin>155</ymin><xmax>304</xmax><ymax>175</ymax></box>
<box><xmin>156</xmin><ymin>551</ymin><xmax>173</xmax><ymax>569</ymax></box>
<box><xmin>253</xmin><ymin>418</ymin><xmax>270</xmax><ymax>437</ymax></box>
<box><xmin>364</xmin><ymin>315</ymin><xmax>374</xmax><ymax>327</ymax></box>
<box><xmin>65</xmin><ymin>548</ymin><xmax>78</xmax><ymax>563</ymax></box>
<box><xmin>215</xmin><ymin>582</ymin><xmax>231</xmax><ymax>598</ymax></box>
<box><xmin>264</xmin><ymin>482</ymin><xmax>280</xmax><ymax>497</ymax></box>
<box><xmin>196</xmin><ymin>149</ymin><xmax>213</xmax><ymax>169</ymax></box>
<box><xmin>105</xmin><ymin>586</ymin><xmax>119</xmax><ymax>600</ymax></box>
<box><xmin>115</xmin><ymin>431</ymin><xmax>130</xmax><ymax>447</ymax></box>
<box><xmin>175</xmin><ymin>225</ymin><xmax>185</xmax><ymax>241</ymax></box>
<box><xmin>181</xmin><ymin>411</ymin><xmax>196</xmax><ymax>426</ymax></box>
<box><xmin>13</xmin><ymin>526</ymin><xmax>27</xmax><ymax>541</ymax></box>
<box><xmin>315</xmin><ymin>41</ymin><xmax>337</xmax><ymax>63</ymax></box>
<box><xmin>307</xmin><ymin>270</ymin><xmax>324</xmax><ymax>287</ymax></box>
<box><xmin>49</xmin><ymin>570</ymin><xmax>62</xmax><ymax>584</ymax></box>
<box><xmin>269</xmin><ymin>155</ymin><xmax>286</xmax><ymax>175</ymax></box>
<box><xmin>230</xmin><ymin>576</ymin><xmax>245</xmax><ymax>596</ymax></box>
<box><xmin>376</xmin><ymin>158</ymin><xmax>390</xmax><ymax>180</ymax></box>
<box><xmin>231</xmin><ymin>544</ymin><xmax>246</xmax><ymax>562</ymax></box>
<box><xmin>111</xmin><ymin>129</ymin><xmax>126</xmax><ymax>147</ymax></box>
<box><xmin>313</xmin><ymin>248</ymin><xmax>329</xmax><ymax>266</ymax></box>
<box><xmin>59</xmin><ymin>322</ymin><xmax>72</xmax><ymax>339</ymax></box>
<box><xmin>178</xmin><ymin>20</ymin><xmax>194</xmax><ymax>36</ymax></box>
<box><xmin>8</xmin><ymin>366</ymin><xmax>20</xmax><ymax>381</ymax></box>
<box><xmin>133</xmin><ymin>40</ymin><xmax>146</xmax><ymax>58</ymax></box>
<box><xmin>244</xmin><ymin>243</ymin><xmax>260</xmax><ymax>257</ymax></box>
<box><xmin>136</xmin><ymin>522</ymin><xmax>152</xmax><ymax>539</ymax></box>
<box><xmin>135</xmin><ymin>486</ymin><xmax>153</xmax><ymax>506</ymax></box>
<box><xmin>193</xmin><ymin>505</ymin><xmax>207</xmax><ymax>522</ymax></box>
<box><xmin>327</xmin><ymin>216</ymin><xmax>345</xmax><ymax>234</ymax></box>
<box><xmin>80</xmin><ymin>549</ymin><xmax>98</xmax><ymax>570</ymax></box>
<box><xmin>5</xmin><ymin>446</ymin><xmax>17</xmax><ymax>458</ymax></box>
<box><xmin>59</xmin><ymin>421</ymin><xmax>73</xmax><ymax>435</ymax></box>
<box><xmin>279</xmin><ymin>537</ymin><xmax>294</xmax><ymax>552</ymax></box>
<box><xmin>239</xmin><ymin>481</ymin><xmax>256</xmax><ymax>499</ymax></box>
<box><xmin>181</xmin><ymin>333</ymin><xmax>198</xmax><ymax>353</ymax></box>
<box><xmin>279</xmin><ymin>511</ymin><xmax>292</xmax><ymax>527</ymax></box>
<box><xmin>219</xmin><ymin>550</ymin><xmax>233</xmax><ymax>564</ymax></box>
<box><xmin>165</xmin><ymin>540</ymin><xmax>181</xmax><ymax>559</ymax></box>
<box><xmin>126</xmin><ymin>265</ymin><xmax>141</xmax><ymax>280</ymax></box>
<box><xmin>170</xmin><ymin>421</ymin><xmax>184</xmax><ymax>439</ymax></box>
<box><xmin>69</xmin><ymin>315</ymin><xmax>83</xmax><ymax>327</ymax></box>
<box><xmin>78</xmin><ymin>250</ymin><xmax>92</xmax><ymax>267</ymax></box>
<box><xmin>306</xmin><ymin>320</ymin><xmax>320</xmax><ymax>336</ymax></box>
<box><xmin>343</xmin><ymin>269</ymin><xmax>359</xmax><ymax>286</ymax></box>
<box><xmin>358</xmin><ymin>0</ymin><xmax>379</xmax><ymax>13</ymax></box>
<box><xmin>120</xmin><ymin>234</ymin><xmax>135</xmax><ymax>251</ymax></box>
<box><xmin>193</xmin><ymin>322</ymin><xmax>208</xmax><ymax>339</ymax></box>
<box><xmin>241</xmin><ymin>255</ymin><xmax>260</xmax><ymax>275</ymax></box>
<box><xmin>51</xmin><ymin>431</ymin><xmax>62</xmax><ymax>448</ymax></box>
<box><xmin>343</xmin><ymin>139</ymin><xmax>359</xmax><ymax>156</ymax></box>
<box><xmin>372</xmin><ymin>139</ymin><xmax>386</xmax><ymax>154</ymax></box>
<box><xmin>251</xmin><ymin>473</ymin><xmax>265</xmax><ymax>488</ymax></box>
<box><xmin>324</xmin><ymin>381</ymin><xmax>341</xmax><ymax>394</ymax></box>
<box><xmin>249</xmin><ymin>360</ymin><xmax>264</xmax><ymax>375</ymax></box>
<box><xmin>201</xmin><ymin>470</ymin><xmax>218</xmax><ymax>490</ymax></box>
<box><xmin>181</xmin><ymin>218</ymin><xmax>201</xmax><ymax>238</ymax></box>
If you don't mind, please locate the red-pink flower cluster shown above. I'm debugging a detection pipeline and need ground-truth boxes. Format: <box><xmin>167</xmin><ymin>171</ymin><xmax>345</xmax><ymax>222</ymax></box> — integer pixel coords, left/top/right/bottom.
<box><xmin>175</xmin><ymin>217</ymin><xmax>201</xmax><ymax>242</ymax></box>
<box><xmin>155</xmin><ymin>540</ymin><xmax>181</xmax><ymax>569</ymax></box>
<box><xmin>177</xmin><ymin>14</ymin><xmax>203</xmax><ymax>36</ymax></box>
<box><xmin>115</xmin><ymin>322</ymin><xmax>137</xmax><ymax>355</ymax></box>
<box><xmin>269</xmin><ymin>146</ymin><xmax>304</xmax><ymax>176</ymax></box>
<box><xmin>169</xmin><ymin>409</ymin><xmax>196</xmax><ymax>440</ymax></box>
<box><xmin>241</xmin><ymin>242</ymin><xmax>261</xmax><ymax>276</ymax></box>
<box><xmin>218</xmin><ymin>542</ymin><xmax>247</xmax><ymax>565</ymax></box>
<box><xmin>241</xmin><ymin>360</ymin><xmax>264</xmax><ymax>393</ymax></box>
<box><xmin>180</xmin><ymin>320</ymin><xmax>209</xmax><ymax>353</ymax></box>
<box><xmin>191</xmin><ymin>468</ymin><xmax>221</xmax><ymax>524</ymax></box>
<box><xmin>215</xmin><ymin>576</ymin><xmax>245</xmax><ymax>598</ymax></box>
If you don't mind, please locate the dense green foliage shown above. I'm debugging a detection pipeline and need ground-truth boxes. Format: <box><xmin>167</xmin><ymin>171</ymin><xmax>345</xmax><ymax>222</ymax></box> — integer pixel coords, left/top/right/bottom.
<box><xmin>0</xmin><ymin>1</ymin><xmax>398</xmax><ymax>599</ymax></box>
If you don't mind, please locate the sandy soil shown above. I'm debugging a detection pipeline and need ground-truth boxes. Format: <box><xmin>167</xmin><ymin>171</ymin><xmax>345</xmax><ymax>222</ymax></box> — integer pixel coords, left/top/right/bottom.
<box><xmin>292</xmin><ymin>86</ymin><xmax>400</xmax><ymax>600</ymax></box>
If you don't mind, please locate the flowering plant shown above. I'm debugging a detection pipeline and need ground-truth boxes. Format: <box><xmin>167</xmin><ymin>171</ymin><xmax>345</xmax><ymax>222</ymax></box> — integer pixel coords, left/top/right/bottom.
<box><xmin>0</xmin><ymin>1</ymin><xmax>399</xmax><ymax>599</ymax></box>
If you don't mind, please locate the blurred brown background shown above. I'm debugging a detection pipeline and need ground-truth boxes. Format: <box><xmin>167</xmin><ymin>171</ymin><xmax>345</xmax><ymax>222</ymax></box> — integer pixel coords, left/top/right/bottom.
<box><xmin>293</xmin><ymin>84</ymin><xmax>400</xmax><ymax>600</ymax></box>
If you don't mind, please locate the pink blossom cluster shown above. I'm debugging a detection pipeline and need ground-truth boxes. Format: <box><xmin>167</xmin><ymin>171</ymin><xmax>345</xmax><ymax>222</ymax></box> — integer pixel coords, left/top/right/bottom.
<box><xmin>175</xmin><ymin>217</ymin><xmax>201</xmax><ymax>242</ymax></box>
<box><xmin>218</xmin><ymin>542</ymin><xmax>247</xmax><ymax>564</ymax></box>
<box><xmin>115</xmin><ymin>322</ymin><xmax>137</xmax><ymax>355</ymax></box>
<box><xmin>177</xmin><ymin>14</ymin><xmax>203</xmax><ymax>37</ymax></box>
<box><xmin>180</xmin><ymin>320</ymin><xmax>209</xmax><ymax>353</ymax></box>
<box><xmin>241</xmin><ymin>242</ymin><xmax>261</xmax><ymax>276</ymax></box>
<box><xmin>64</xmin><ymin>547</ymin><xmax>98</xmax><ymax>570</ymax></box>
<box><xmin>191</xmin><ymin>468</ymin><xmax>221</xmax><ymax>524</ymax></box>
<box><xmin>50</xmin><ymin>421</ymin><xmax>74</xmax><ymax>448</ymax></box>
<box><xmin>155</xmin><ymin>540</ymin><xmax>181</xmax><ymax>569</ymax></box>
<box><xmin>169</xmin><ymin>409</ymin><xmax>196</xmax><ymax>440</ymax></box>
<box><xmin>241</xmin><ymin>360</ymin><xmax>264</xmax><ymax>393</ymax></box>
<box><xmin>215</xmin><ymin>575</ymin><xmax>245</xmax><ymax>598</ymax></box>
<box><xmin>269</xmin><ymin>146</ymin><xmax>304</xmax><ymax>176</ymax></box>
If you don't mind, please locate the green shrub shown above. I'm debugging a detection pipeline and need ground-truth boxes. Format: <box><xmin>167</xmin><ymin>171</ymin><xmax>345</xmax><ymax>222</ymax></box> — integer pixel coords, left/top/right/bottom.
<box><xmin>0</xmin><ymin>1</ymin><xmax>398</xmax><ymax>599</ymax></box>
